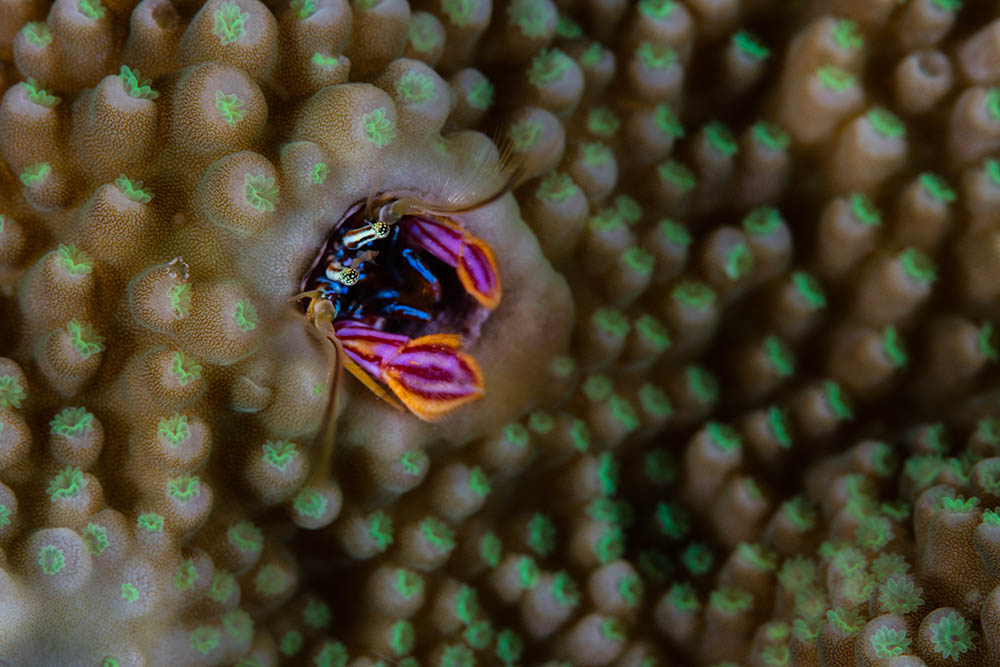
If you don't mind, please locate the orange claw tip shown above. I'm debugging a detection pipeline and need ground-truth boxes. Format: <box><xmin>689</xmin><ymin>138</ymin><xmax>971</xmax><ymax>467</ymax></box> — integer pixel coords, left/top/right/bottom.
<box><xmin>383</xmin><ymin>334</ymin><xmax>486</xmax><ymax>422</ymax></box>
<box><xmin>458</xmin><ymin>234</ymin><xmax>502</xmax><ymax>310</ymax></box>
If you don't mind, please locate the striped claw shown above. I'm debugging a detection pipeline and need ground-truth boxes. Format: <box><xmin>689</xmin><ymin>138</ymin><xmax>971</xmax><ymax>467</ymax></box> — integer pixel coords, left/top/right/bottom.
<box><xmin>334</xmin><ymin>321</ymin><xmax>485</xmax><ymax>421</ymax></box>
<box><xmin>402</xmin><ymin>217</ymin><xmax>502</xmax><ymax>310</ymax></box>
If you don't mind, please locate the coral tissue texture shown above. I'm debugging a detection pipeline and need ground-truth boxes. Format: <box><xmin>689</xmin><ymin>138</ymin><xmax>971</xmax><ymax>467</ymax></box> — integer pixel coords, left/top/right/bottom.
<box><xmin>2</xmin><ymin>0</ymin><xmax>1000</xmax><ymax>665</ymax></box>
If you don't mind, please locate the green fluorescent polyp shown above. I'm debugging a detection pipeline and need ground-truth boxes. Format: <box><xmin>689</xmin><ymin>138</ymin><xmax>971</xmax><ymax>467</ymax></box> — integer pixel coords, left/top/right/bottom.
<box><xmin>848</xmin><ymin>192</ymin><xmax>882</xmax><ymax>226</ymax></box>
<box><xmin>817</xmin><ymin>66</ymin><xmax>855</xmax><ymax>93</ymax></box>
<box><xmin>368</xmin><ymin>510</ymin><xmax>394</xmax><ymax>552</ymax></box>
<box><xmin>242</xmin><ymin>173</ymin><xmax>279</xmax><ymax>212</ymax></box>
<box><xmin>254</xmin><ymin>564</ymin><xmax>288</xmax><ymax>595</ymax></box>
<box><xmin>23</xmin><ymin>22</ymin><xmax>52</xmax><ymax>48</ymax></box>
<box><xmin>502</xmin><ymin>422</ymin><xmax>529</xmax><ymax>447</ymax></box>
<box><xmin>23</xmin><ymin>78</ymin><xmax>59</xmax><ymax>107</ymax></box>
<box><xmin>157</xmin><ymin>414</ymin><xmax>191</xmax><ymax>446</ymax></box>
<box><xmin>20</xmin><ymin>163</ymin><xmax>51</xmax><ymax>187</ymax></box>
<box><xmin>733</xmin><ymin>30</ymin><xmax>770</xmax><ymax>60</ymax></box>
<box><xmin>639</xmin><ymin>0</ymin><xmax>675</xmax><ymax>19</ymax></box>
<box><xmin>639</xmin><ymin>383</ymin><xmax>673</xmax><ymax>418</ymax></box>
<box><xmin>398</xmin><ymin>449</ymin><xmax>428</xmax><ymax>474</ymax></box>
<box><xmin>588</xmin><ymin>107</ymin><xmax>621</xmax><ymax>137</ymax></box>
<box><xmin>395</xmin><ymin>70</ymin><xmax>437</xmax><ymax>104</ymax></box>
<box><xmin>637</xmin><ymin>41</ymin><xmax>677</xmax><ymax>69</ymax></box>
<box><xmin>660</xmin><ymin>218</ymin><xmax>691</xmax><ymax>245</ymax></box>
<box><xmin>137</xmin><ymin>512</ymin><xmax>164</xmax><ymax>533</ymax></box>
<box><xmin>593</xmin><ymin>307</ymin><xmax>631</xmax><ymax>337</ymax></box>
<box><xmin>50</xmin><ymin>407</ymin><xmax>94</xmax><ymax>437</ymax></box>
<box><xmin>215</xmin><ymin>90</ymin><xmax>246</xmax><ymax>125</ymax></box>
<box><xmin>752</xmin><ymin>122</ymin><xmax>789</xmax><ymax>151</ymax></box>
<box><xmin>47</xmin><ymin>467</ymin><xmax>86</xmax><ymax>500</ymax></box>
<box><xmin>528</xmin><ymin>410</ymin><xmax>554</xmax><ymax>434</ymax></box>
<box><xmin>233</xmin><ymin>298</ymin><xmax>258</xmax><ymax>331</ymax></box>
<box><xmin>536</xmin><ymin>172</ymin><xmax>577</xmax><ymax>202</ymax></box>
<box><xmin>121</xmin><ymin>582</ymin><xmax>140</xmax><ymax>603</ymax></box>
<box><xmin>868</xmin><ymin>107</ymin><xmax>905</xmax><ymax>138</ymax></box>
<box><xmin>419</xmin><ymin>516</ymin><xmax>456</xmax><ymax>553</ymax></box>
<box><xmin>986</xmin><ymin>159</ymin><xmax>1000</xmax><ymax>188</ymax></box>
<box><xmin>507</xmin><ymin>0</ymin><xmax>553</xmax><ymax>38</ymax></box>
<box><xmin>167</xmin><ymin>475</ymin><xmax>201</xmax><ymax>503</ymax></box>
<box><xmin>883</xmin><ymin>326</ymin><xmax>909</xmax><ymax>367</ymax></box>
<box><xmin>189</xmin><ymin>626</ymin><xmax>221</xmax><ymax>655</ymax></box>
<box><xmin>528</xmin><ymin>48</ymin><xmax>573</xmax><ymax>87</ymax></box>
<box><xmin>527</xmin><ymin>513</ymin><xmax>556</xmax><ymax>556</ymax></box>
<box><xmin>509</xmin><ymin>118</ymin><xmax>543</xmax><ymax>150</ymax></box>
<box><xmin>38</xmin><ymin>544</ymin><xmax>65</xmax><ymax>575</ymax></box>
<box><xmin>792</xmin><ymin>271</ymin><xmax>826</xmax><ymax>309</ymax></box>
<box><xmin>824</xmin><ymin>381</ymin><xmax>854</xmax><ymax>420</ymax></box>
<box><xmin>78</xmin><ymin>0</ymin><xmax>106</xmax><ymax>20</ymax></box>
<box><xmin>66</xmin><ymin>320</ymin><xmax>105</xmax><ymax>359</ymax></box>
<box><xmin>556</xmin><ymin>15</ymin><xmax>581</xmax><ymax>38</ymax></box>
<box><xmin>480</xmin><ymin>532</ymin><xmax>502</xmax><ymax>567</ymax></box>
<box><xmin>654</xmin><ymin>105</ymin><xmax>685</xmax><ymax>139</ymax></box>
<box><xmin>723</xmin><ymin>242</ymin><xmax>754</xmax><ymax>280</ymax></box>
<box><xmin>764</xmin><ymin>336</ymin><xmax>795</xmax><ymax>377</ymax></box>
<box><xmin>394</xmin><ymin>568</ymin><xmax>424</xmax><ymax>598</ymax></box>
<box><xmin>920</xmin><ymin>172</ymin><xmax>957</xmax><ymax>203</ymax></box>
<box><xmin>686</xmin><ymin>365</ymin><xmax>719</xmax><ymax>403</ymax></box>
<box><xmin>707</xmin><ymin>421</ymin><xmax>741</xmax><ymax>452</ymax></box>
<box><xmin>261</xmin><ymin>440</ymin><xmax>298</xmax><ymax>471</ymax></box>
<box><xmin>582</xmin><ymin>141</ymin><xmax>614</xmax><ymax>167</ymax></box>
<box><xmin>212</xmin><ymin>1</ymin><xmax>247</xmax><ymax>44</ymax></box>
<box><xmin>899</xmin><ymin>247</ymin><xmax>937</xmax><ymax>284</ymax></box>
<box><xmin>658</xmin><ymin>160</ymin><xmax>696</xmax><ymax>190</ymax></box>
<box><xmin>743</xmin><ymin>207</ymin><xmax>784</xmax><ymax>236</ymax></box>
<box><xmin>584</xmin><ymin>374</ymin><xmax>613</xmax><ymax>401</ymax></box>
<box><xmin>118</xmin><ymin>66</ymin><xmax>158</xmax><ymax>100</ymax></box>
<box><xmin>673</xmin><ymin>281</ymin><xmax>715</xmax><ymax>309</ymax></box>
<box><xmin>768</xmin><ymin>406</ymin><xmax>793</xmax><ymax>448</ymax></box>
<box><xmin>833</xmin><ymin>19</ymin><xmax>863</xmax><ymax>49</ymax></box>
<box><xmin>705</xmin><ymin>121</ymin><xmax>739</xmax><ymax>157</ymax></box>
<box><xmin>169</xmin><ymin>351</ymin><xmax>202</xmax><ymax>387</ymax></box>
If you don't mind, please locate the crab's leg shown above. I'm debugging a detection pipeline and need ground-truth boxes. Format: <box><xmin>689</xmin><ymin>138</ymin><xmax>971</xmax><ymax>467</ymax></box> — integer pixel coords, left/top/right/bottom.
<box><xmin>381</xmin><ymin>333</ymin><xmax>485</xmax><ymax>422</ymax></box>
<box><xmin>401</xmin><ymin>217</ymin><xmax>502</xmax><ymax>310</ymax></box>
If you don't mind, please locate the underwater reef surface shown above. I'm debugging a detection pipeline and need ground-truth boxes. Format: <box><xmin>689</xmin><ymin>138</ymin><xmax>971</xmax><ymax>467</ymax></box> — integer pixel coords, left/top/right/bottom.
<box><xmin>1</xmin><ymin>0</ymin><xmax>1000</xmax><ymax>664</ymax></box>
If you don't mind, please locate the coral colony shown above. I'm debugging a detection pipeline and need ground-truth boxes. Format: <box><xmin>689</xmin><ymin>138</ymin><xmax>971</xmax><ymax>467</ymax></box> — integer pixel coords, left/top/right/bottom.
<box><xmin>2</xmin><ymin>0</ymin><xmax>1000</xmax><ymax>665</ymax></box>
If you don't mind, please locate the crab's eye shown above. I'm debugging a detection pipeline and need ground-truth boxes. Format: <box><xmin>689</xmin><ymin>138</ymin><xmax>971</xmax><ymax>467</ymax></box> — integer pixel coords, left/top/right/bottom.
<box><xmin>372</xmin><ymin>220</ymin><xmax>390</xmax><ymax>238</ymax></box>
<box><xmin>326</xmin><ymin>265</ymin><xmax>360</xmax><ymax>286</ymax></box>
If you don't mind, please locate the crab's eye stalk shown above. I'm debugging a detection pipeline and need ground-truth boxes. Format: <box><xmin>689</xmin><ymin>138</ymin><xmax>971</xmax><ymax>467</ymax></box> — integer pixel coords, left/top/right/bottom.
<box><xmin>343</xmin><ymin>219</ymin><xmax>393</xmax><ymax>249</ymax></box>
<box><xmin>327</xmin><ymin>264</ymin><xmax>361</xmax><ymax>286</ymax></box>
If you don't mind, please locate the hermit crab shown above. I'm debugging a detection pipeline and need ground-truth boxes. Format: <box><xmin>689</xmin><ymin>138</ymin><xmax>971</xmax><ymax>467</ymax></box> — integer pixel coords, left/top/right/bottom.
<box><xmin>296</xmin><ymin>142</ymin><xmax>519</xmax><ymax>434</ymax></box>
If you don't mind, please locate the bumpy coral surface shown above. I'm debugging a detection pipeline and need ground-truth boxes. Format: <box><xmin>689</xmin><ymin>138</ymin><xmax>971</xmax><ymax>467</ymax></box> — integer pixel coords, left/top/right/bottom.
<box><xmin>1</xmin><ymin>0</ymin><xmax>1000</xmax><ymax>665</ymax></box>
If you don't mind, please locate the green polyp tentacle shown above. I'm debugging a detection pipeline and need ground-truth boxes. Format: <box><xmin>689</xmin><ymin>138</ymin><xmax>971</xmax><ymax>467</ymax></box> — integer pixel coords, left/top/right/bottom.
<box><xmin>528</xmin><ymin>48</ymin><xmax>573</xmax><ymax>87</ymax></box>
<box><xmin>170</xmin><ymin>351</ymin><xmax>203</xmax><ymax>387</ymax></box>
<box><xmin>20</xmin><ymin>163</ymin><xmax>51</xmax><ymax>187</ymax></box>
<box><xmin>115</xmin><ymin>175</ymin><xmax>152</xmax><ymax>203</ymax></box>
<box><xmin>243</xmin><ymin>173</ymin><xmax>279</xmax><ymax>212</ymax></box>
<box><xmin>50</xmin><ymin>407</ymin><xmax>94</xmax><ymax>437</ymax></box>
<box><xmin>361</xmin><ymin>107</ymin><xmax>397</xmax><ymax>147</ymax></box>
<box><xmin>56</xmin><ymin>245</ymin><xmax>94</xmax><ymax>276</ymax></box>
<box><xmin>215</xmin><ymin>90</ymin><xmax>246</xmax><ymax>126</ymax></box>
<box><xmin>23</xmin><ymin>78</ymin><xmax>59</xmax><ymax>107</ymax></box>
<box><xmin>66</xmin><ymin>320</ymin><xmax>105</xmax><ymax>359</ymax></box>
<box><xmin>118</xmin><ymin>66</ymin><xmax>159</xmax><ymax>100</ymax></box>
<box><xmin>212</xmin><ymin>1</ymin><xmax>248</xmax><ymax>44</ymax></box>
<box><xmin>733</xmin><ymin>30</ymin><xmax>770</xmax><ymax>60</ymax></box>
